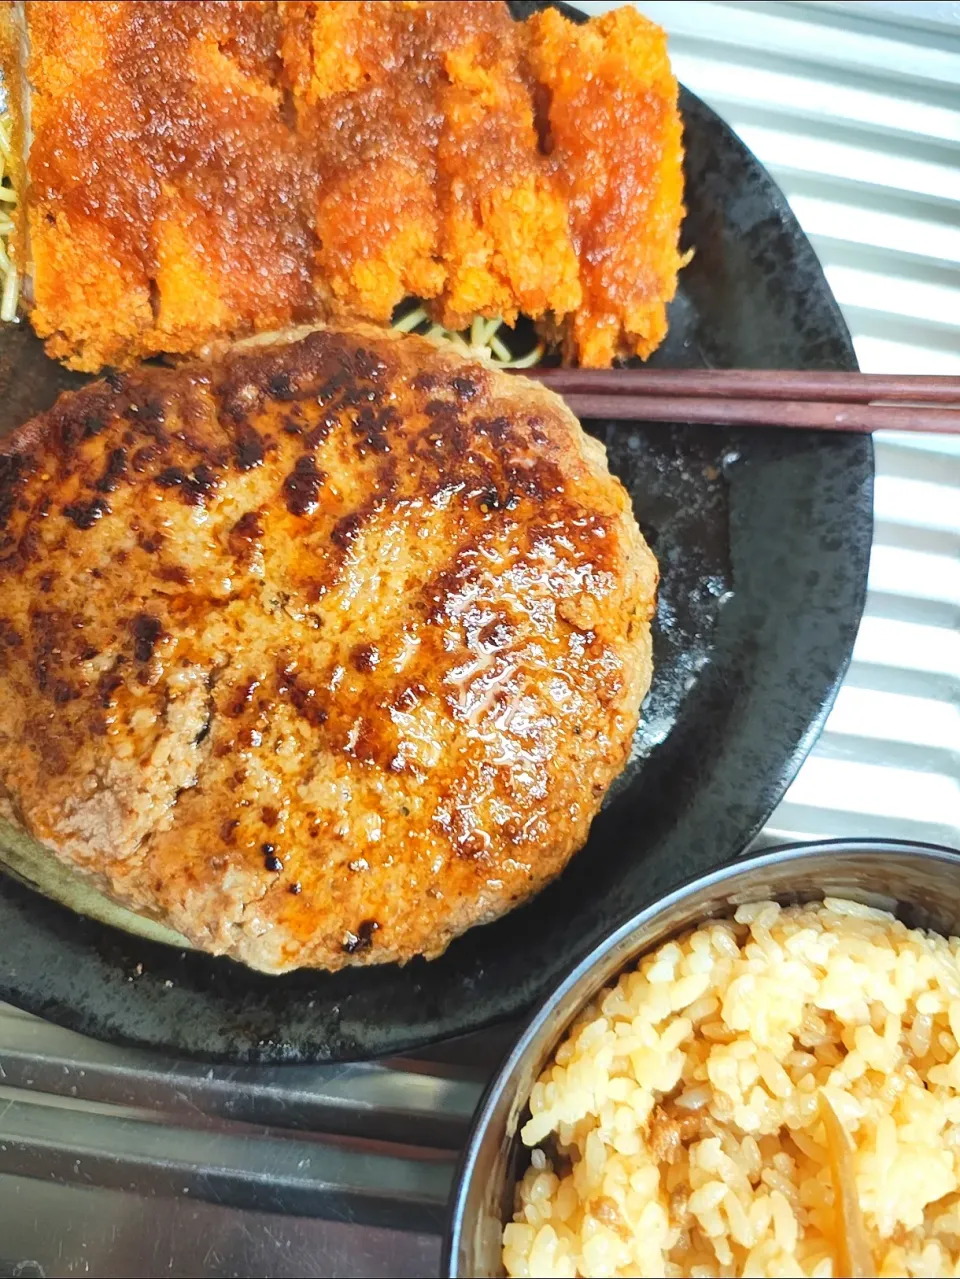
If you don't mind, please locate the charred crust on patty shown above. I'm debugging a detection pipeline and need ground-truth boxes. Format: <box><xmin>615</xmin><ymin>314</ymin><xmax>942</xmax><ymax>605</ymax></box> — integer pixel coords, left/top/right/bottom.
<box><xmin>0</xmin><ymin>324</ymin><xmax>657</xmax><ymax>973</ymax></box>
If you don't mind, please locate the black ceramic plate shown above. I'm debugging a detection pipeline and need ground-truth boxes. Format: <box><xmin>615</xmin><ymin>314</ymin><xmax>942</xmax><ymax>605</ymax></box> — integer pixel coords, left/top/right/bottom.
<box><xmin>0</xmin><ymin>4</ymin><xmax>872</xmax><ymax>1062</ymax></box>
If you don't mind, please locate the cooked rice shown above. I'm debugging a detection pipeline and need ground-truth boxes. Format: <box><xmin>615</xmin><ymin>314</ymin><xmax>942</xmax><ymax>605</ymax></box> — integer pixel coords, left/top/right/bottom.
<box><xmin>503</xmin><ymin>899</ymin><xmax>960</xmax><ymax>1278</ymax></box>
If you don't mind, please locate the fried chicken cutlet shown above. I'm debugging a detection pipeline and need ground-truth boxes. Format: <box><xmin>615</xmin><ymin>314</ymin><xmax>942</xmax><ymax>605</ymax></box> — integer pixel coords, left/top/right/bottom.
<box><xmin>0</xmin><ymin>325</ymin><xmax>657</xmax><ymax>972</ymax></box>
<box><xmin>526</xmin><ymin>6</ymin><xmax>687</xmax><ymax>368</ymax></box>
<box><xmin>2</xmin><ymin>1</ymin><xmax>684</xmax><ymax>370</ymax></box>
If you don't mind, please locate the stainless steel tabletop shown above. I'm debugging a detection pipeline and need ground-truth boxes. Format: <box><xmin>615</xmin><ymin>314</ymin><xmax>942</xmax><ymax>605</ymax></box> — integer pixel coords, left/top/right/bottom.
<box><xmin>1</xmin><ymin>3</ymin><xmax>958</xmax><ymax>1275</ymax></box>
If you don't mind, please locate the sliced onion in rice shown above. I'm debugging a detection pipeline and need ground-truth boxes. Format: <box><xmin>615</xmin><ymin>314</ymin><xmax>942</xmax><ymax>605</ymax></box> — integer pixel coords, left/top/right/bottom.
<box><xmin>819</xmin><ymin>1090</ymin><xmax>874</xmax><ymax>1278</ymax></box>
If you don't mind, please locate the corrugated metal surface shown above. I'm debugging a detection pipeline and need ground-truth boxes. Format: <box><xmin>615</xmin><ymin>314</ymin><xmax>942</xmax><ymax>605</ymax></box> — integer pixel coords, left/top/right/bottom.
<box><xmin>0</xmin><ymin>5</ymin><xmax>957</xmax><ymax>1275</ymax></box>
<box><xmin>583</xmin><ymin>0</ymin><xmax>960</xmax><ymax>853</ymax></box>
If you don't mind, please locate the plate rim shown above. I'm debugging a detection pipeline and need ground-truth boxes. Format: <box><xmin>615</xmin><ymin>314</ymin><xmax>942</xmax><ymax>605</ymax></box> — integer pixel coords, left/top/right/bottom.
<box><xmin>0</xmin><ymin>11</ymin><xmax>874</xmax><ymax>1062</ymax></box>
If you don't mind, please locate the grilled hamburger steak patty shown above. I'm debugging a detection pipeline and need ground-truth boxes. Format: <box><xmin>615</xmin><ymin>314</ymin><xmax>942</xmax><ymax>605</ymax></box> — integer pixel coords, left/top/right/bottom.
<box><xmin>0</xmin><ymin>326</ymin><xmax>657</xmax><ymax>973</ymax></box>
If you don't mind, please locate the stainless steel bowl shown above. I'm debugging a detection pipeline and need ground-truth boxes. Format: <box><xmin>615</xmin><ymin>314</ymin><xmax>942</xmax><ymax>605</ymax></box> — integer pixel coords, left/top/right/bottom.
<box><xmin>443</xmin><ymin>838</ymin><xmax>960</xmax><ymax>1278</ymax></box>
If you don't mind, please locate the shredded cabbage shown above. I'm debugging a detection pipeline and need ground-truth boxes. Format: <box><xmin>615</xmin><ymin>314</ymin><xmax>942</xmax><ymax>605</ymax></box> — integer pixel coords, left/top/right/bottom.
<box><xmin>0</xmin><ymin>112</ymin><xmax>19</xmax><ymax>323</ymax></box>
<box><xmin>392</xmin><ymin>304</ymin><xmax>542</xmax><ymax>368</ymax></box>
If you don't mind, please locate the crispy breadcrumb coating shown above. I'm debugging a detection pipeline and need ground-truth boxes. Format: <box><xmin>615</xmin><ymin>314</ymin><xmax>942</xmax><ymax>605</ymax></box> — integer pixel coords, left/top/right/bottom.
<box><xmin>3</xmin><ymin>1</ymin><xmax>684</xmax><ymax>370</ymax></box>
<box><xmin>433</xmin><ymin>7</ymin><xmax>581</xmax><ymax>332</ymax></box>
<box><xmin>525</xmin><ymin>6</ymin><xmax>687</xmax><ymax>366</ymax></box>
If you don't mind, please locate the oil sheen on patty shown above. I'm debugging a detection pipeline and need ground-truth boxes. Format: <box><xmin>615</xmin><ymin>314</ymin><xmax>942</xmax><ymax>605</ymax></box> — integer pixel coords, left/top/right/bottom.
<box><xmin>0</xmin><ymin>325</ymin><xmax>657</xmax><ymax>973</ymax></box>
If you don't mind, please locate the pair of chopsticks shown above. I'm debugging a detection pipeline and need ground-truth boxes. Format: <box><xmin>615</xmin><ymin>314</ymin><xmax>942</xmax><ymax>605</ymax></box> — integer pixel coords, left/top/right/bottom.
<box><xmin>526</xmin><ymin>369</ymin><xmax>960</xmax><ymax>434</ymax></box>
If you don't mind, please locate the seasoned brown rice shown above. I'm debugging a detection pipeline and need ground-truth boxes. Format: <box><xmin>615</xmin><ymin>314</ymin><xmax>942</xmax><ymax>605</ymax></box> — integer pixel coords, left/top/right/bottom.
<box><xmin>502</xmin><ymin>899</ymin><xmax>960</xmax><ymax>1278</ymax></box>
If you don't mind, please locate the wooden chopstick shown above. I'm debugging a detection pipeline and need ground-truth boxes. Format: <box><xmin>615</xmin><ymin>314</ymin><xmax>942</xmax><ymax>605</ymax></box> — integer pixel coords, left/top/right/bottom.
<box><xmin>548</xmin><ymin>395</ymin><xmax>960</xmax><ymax>433</ymax></box>
<box><xmin>529</xmin><ymin>369</ymin><xmax>960</xmax><ymax>402</ymax></box>
<box><xmin>525</xmin><ymin>368</ymin><xmax>960</xmax><ymax>434</ymax></box>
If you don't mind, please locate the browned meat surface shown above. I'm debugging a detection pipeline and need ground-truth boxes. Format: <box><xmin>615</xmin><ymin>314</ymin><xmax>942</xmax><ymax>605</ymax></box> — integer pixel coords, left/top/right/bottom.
<box><xmin>0</xmin><ymin>326</ymin><xmax>657</xmax><ymax>972</ymax></box>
